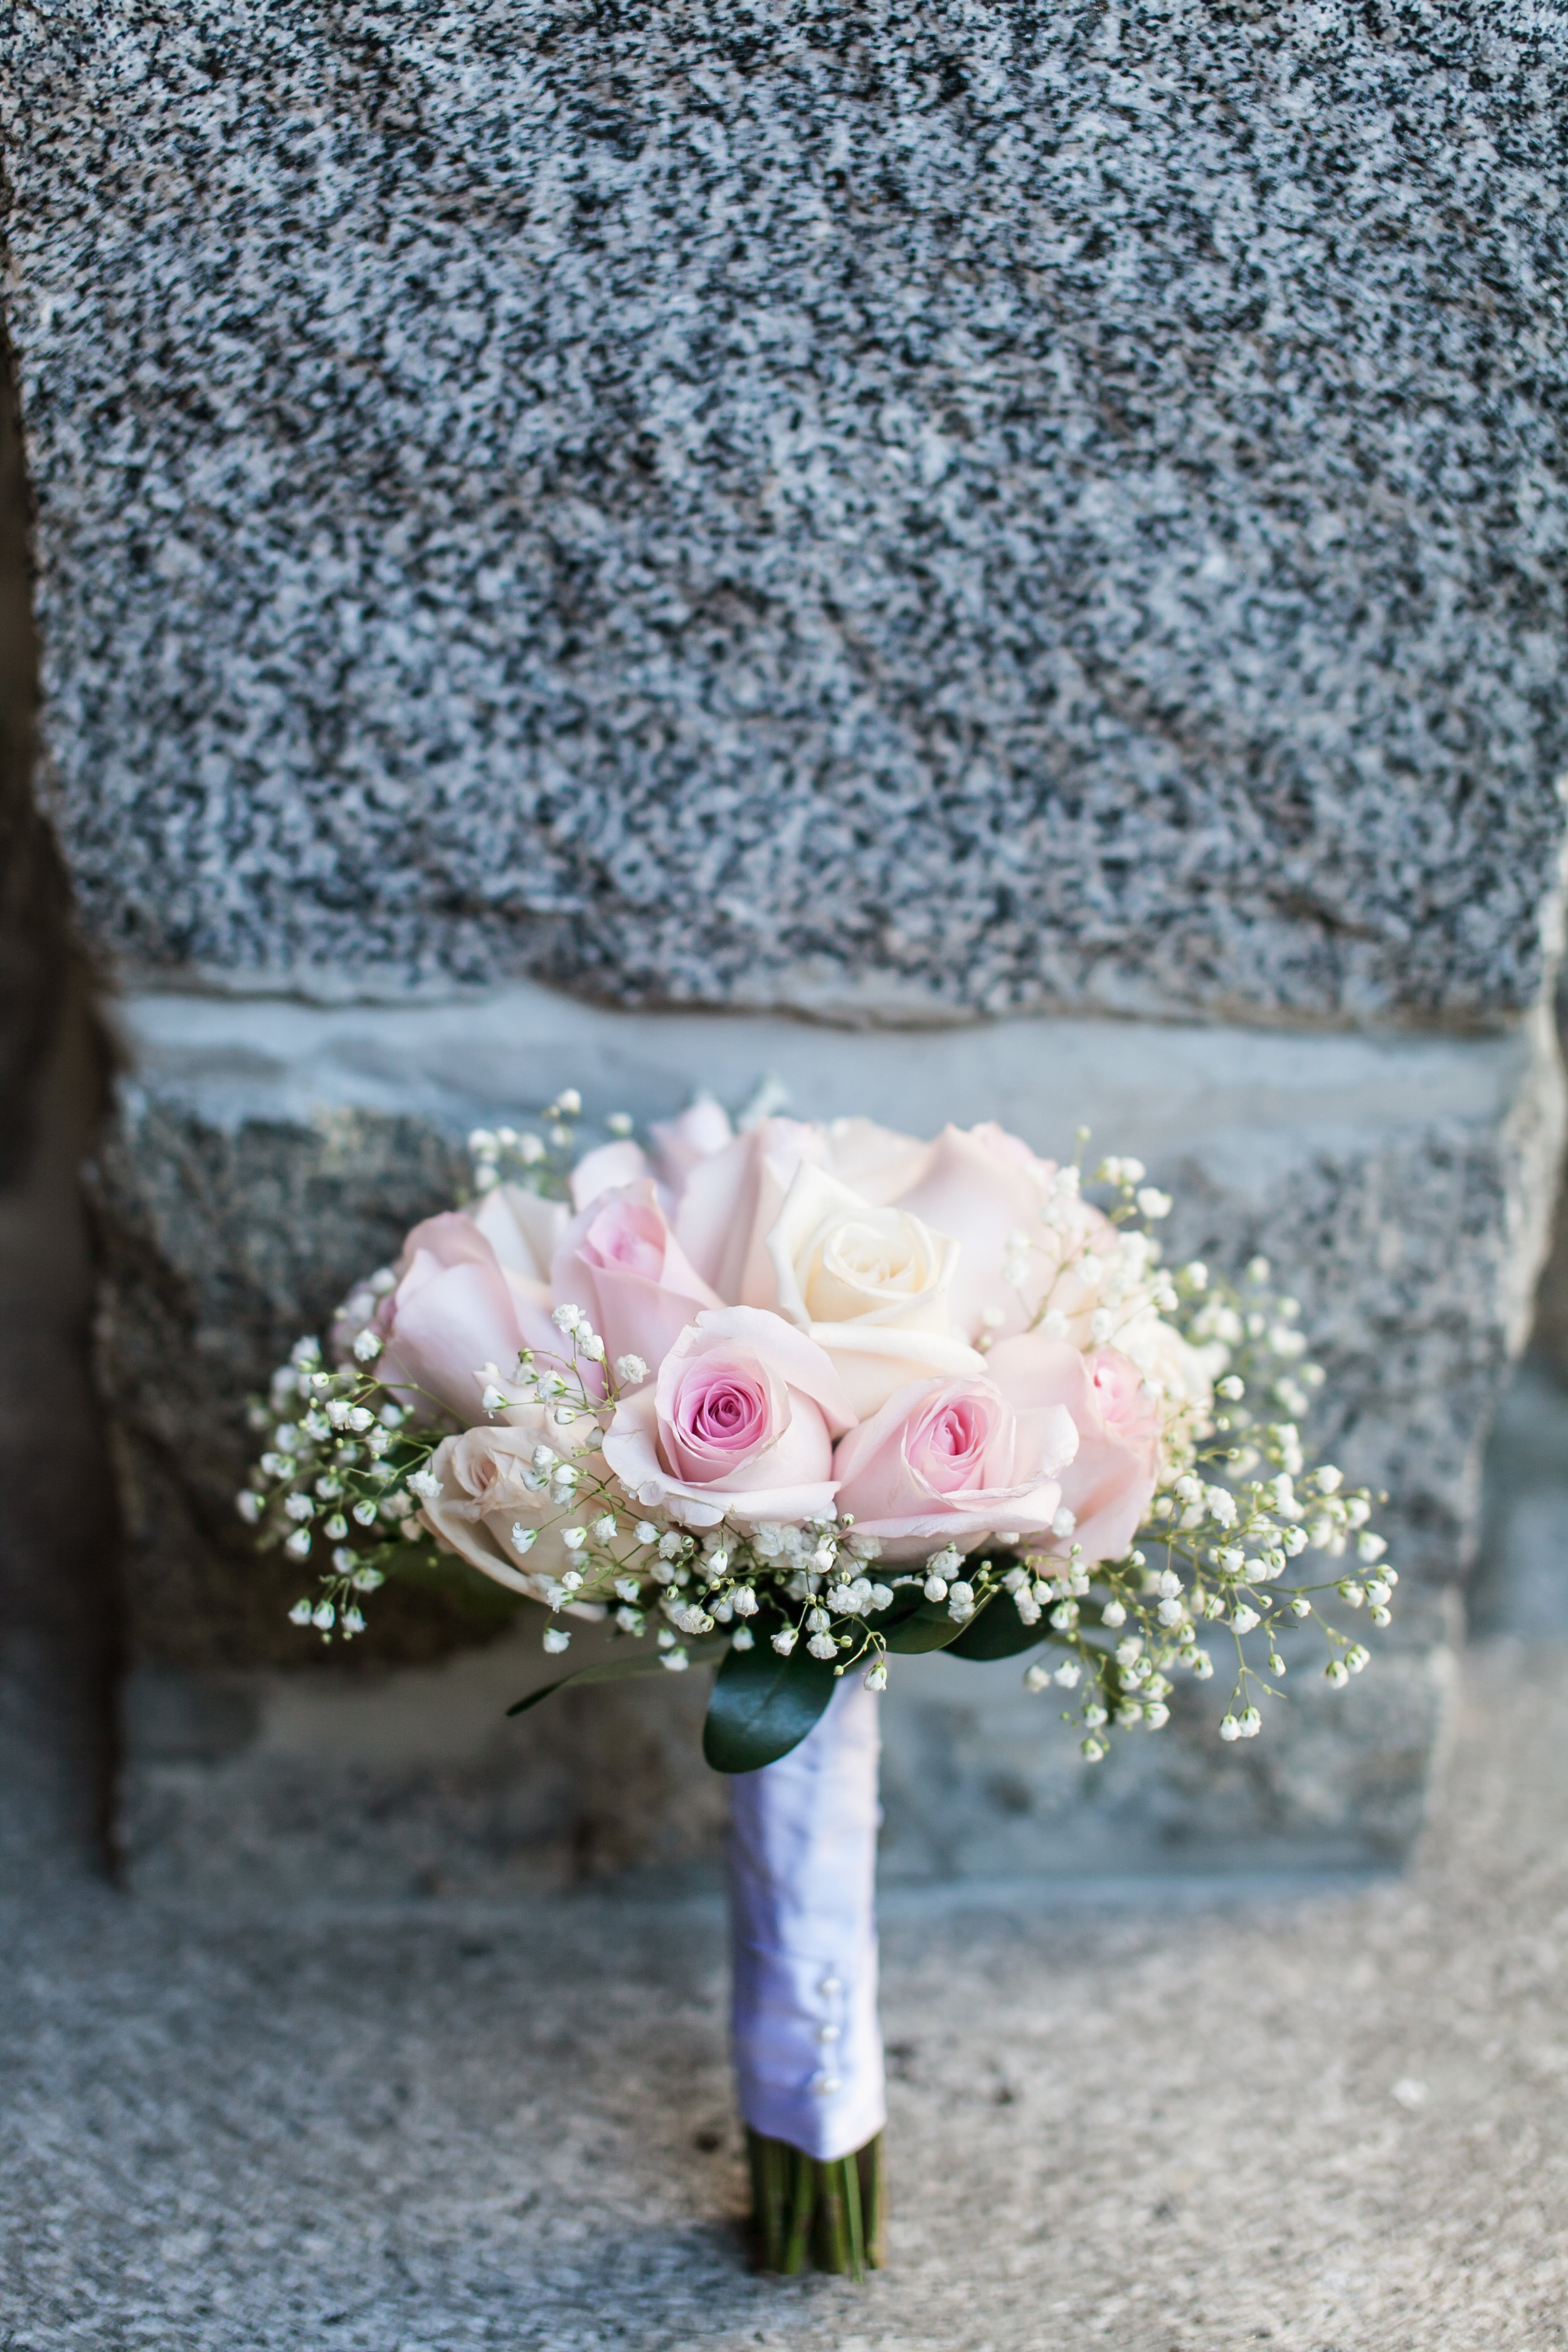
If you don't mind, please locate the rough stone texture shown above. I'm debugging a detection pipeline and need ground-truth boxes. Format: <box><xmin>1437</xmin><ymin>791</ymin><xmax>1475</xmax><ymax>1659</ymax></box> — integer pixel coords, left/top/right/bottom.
<box><xmin>6</xmin><ymin>1625</ymin><xmax>1568</xmax><ymax>2348</ymax></box>
<box><xmin>0</xmin><ymin>314</ymin><xmax>68</xmax><ymax>1184</ymax></box>
<box><xmin>4</xmin><ymin>3</ymin><xmax>1568</xmax><ymax>1024</ymax></box>
<box><xmin>90</xmin><ymin>1091</ymin><xmax>484</xmax><ymax>1669</ymax></box>
<box><xmin>0</xmin><ymin>986</ymin><xmax>120</xmax><ymax>1888</ymax></box>
<box><xmin>1472</xmin><ymin>1355</ymin><xmax>1568</xmax><ymax>1640</ymax></box>
<box><xmin>102</xmin><ymin>985</ymin><xmax>1559</xmax><ymax>1894</ymax></box>
<box><xmin>0</xmin><ymin>300</ymin><xmax>119</xmax><ymax>1881</ymax></box>
<box><xmin>1523</xmin><ymin>986</ymin><xmax>1568</xmax><ymax>1389</ymax></box>
<box><xmin>120</xmin><ymin>1631</ymin><xmax>732</xmax><ymax>1904</ymax></box>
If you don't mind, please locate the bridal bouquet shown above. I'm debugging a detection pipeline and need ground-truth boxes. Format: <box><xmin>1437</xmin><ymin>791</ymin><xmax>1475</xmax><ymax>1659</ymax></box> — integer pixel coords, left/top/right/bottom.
<box><xmin>243</xmin><ymin>1091</ymin><xmax>1391</xmax><ymax>2277</ymax></box>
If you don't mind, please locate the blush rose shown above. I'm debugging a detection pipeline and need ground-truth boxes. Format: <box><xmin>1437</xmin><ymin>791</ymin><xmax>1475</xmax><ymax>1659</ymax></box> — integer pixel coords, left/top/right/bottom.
<box><xmin>418</xmin><ymin>1410</ymin><xmax>623</xmax><ymax>1602</ymax></box>
<box><xmin>367</xmin><ymin>1213</ymin><xmax>563</xmax><ymax>1427</ymax></box>
<box><xmin>983</xmin><ymin>1333</ymin><xmax>1162</xmax><ymax>1565</ymax></box>
<box><xmin>601</xmin><ymin>1306</ymin><xmax>854</xmax><ymax>1529</ymax></box>
<box><xmin>830</xmin><ymin>1371</ymin><xmax>1079</xmax><ymax>1560</ymax></box>
<box><xmin>551</xmin><ymin>1180</ymin><xmax>721</xmax><ymax>1376</ymax></box>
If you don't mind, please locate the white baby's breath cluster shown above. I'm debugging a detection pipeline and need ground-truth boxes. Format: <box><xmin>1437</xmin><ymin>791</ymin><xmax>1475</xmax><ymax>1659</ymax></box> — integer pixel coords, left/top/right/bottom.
<box><xmin>977</xmin><ymin>1161</ymin><xmax>1392</xmax><ymax>1759</ymax></box>
<box><xmin>238</xmin><ymin>1325</ymin><xmax>428</xmax><ymax>1641</ymax></box>
<box><xmin>242</xmin><ymin>1103</ymin><xmax>1392</xmax><ymax>1758</ymax></box>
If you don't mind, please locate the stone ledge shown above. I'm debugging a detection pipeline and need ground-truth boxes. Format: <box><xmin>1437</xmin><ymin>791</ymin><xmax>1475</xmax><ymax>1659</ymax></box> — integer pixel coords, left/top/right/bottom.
<box><xmin>120</xmin><ymin>1599</ymin><xmax>1458</xmax><ymax>1904</ymax></box>
<box><xmin>98</xmin><ymin>987</ymin><xmax>1560</xmax><ymax>1888</ymax></box>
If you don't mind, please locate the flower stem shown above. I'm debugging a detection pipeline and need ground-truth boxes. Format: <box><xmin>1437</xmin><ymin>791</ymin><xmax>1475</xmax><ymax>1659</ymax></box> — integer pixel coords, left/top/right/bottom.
<box><xmin>746</xmin><ymin>2127</ymin><xmax>885</xmax><ymax>2278</ymax></box>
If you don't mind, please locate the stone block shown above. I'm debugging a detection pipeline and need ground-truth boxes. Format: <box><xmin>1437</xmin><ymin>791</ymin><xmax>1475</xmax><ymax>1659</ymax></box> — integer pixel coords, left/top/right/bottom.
<box><xmin>4</xmin><ymin>4</ymin><xmax>1567</xmax><ymax>1023</ymax></box>
<box><xmin>102</xmin><ymin>983</ymin><xmax>1560</xmax><ymax>1897</ymax></box>
<box><xmin>119</xmin><ymin>1625</ymin><xmax>729</xmax><ymax>1905</ymax></box>
<box><xmin>11</xmin><ymin>3</ymin><xmax>1568</xmax><ymax>1897</ymax></box>
<box><xmin>122</xmin><ymin>1601</ymin><xmax>1456</xmax><ymax>1904</ymax></box>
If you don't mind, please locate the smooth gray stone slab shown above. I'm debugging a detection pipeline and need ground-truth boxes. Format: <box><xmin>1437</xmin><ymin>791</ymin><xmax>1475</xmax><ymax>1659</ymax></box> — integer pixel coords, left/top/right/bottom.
<box><xmin>4</xmin><ymin>4</ymin><xmax>1566</xmax><ymax>1021</ymax></box>
<box><xmin>119</xmin><ymin>1601</ymin><xmax>1456</xmax><ymax>1904</ymax></box>
<box><xmin>107</xmin><ymin>986</ymin><xmax>1565</xmax><ymax>1621</ymax></box>
<box><xmin>97</xmin><ymin>986</ymin><xmax>1560</xmax><ymax>1887</ymax></box>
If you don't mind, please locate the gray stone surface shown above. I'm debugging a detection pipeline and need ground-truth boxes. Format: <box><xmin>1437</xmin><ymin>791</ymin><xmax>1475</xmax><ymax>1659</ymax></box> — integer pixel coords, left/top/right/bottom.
<box><xmin>1523</xmin><ymin>992</ymin><xmax>1568</xmax><ymax>1385</ymax></box>
<box><xmin>0</xmin><ymin>988</ymin><xmax>119</xmax><ymax>1888</ymax></box>
<box><xmin>90</xmin><ymin>1089</ymin><xmax>482</xmax><ymax>1669</ymax></box>
<box><xmin>4</xmin><ymin>4</ymin><xmax>1567</xmax><ymax>1023</ymax></box>
<box><xmin>102</xmin><ymin>984</ymin><xmax>1560</xmax><ymax>1894</ymax></box>
<box><xmin>0</xmin><ymin>316</ymin><xmax>68</xmax><ymax>1185</ymax></box>
<box><xmin>6</xmin><ymin>1631</ymin><xmax>1568</xmax><ymax>2349</ymax></box>
<box><xmin>120</xmin><ymin>1604</ymin><xmax>1456</xmax><ymax>1904</ymax></box>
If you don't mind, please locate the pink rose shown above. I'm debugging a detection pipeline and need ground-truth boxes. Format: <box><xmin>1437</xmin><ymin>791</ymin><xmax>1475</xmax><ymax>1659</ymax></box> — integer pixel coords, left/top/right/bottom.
<box><xmin>371</xmin><ymin>1214</ymin><xmax>564</xmax><ymax>1426</ymax></box>
<box><xmin>649</xmin><ymin>1097</ymin><xmax>735</xmax><ymax>1192</ymax></box>
<box><xmin>568</xmin><ymin>1138</ymin><xmax>650</xmax><ymax>1209</ymax></box>
<box><xmin>670</xmin><ymin>1115</ymin><xmax>932</xmax><ymax>1308</ymax></box>
<box><xmin>551</xmin><ymin>1181</ymin><xmax>722</xmax><ymax>1375</ymax></box>
<box><xmin>816</xmin><ymin>1115</ymin><xmax>933</xmax><ymax>1203</ymax></box>
<box><xmin>830</xmin><ymin>1372</ymin><xmax>1079</xmax><ymax>1560</ymax></box>
<box><xmin>984</xmin><ymin>1333</ymin><xmax>1160</xmax><ymax>1564</ymax></box>
<box><xmin>671</xmin><ymin>1116</ymin><xmax>820</xmax><ymax>1305</ymax></box>
<box><xmin>468</xmin><ymin>1182</ymin><xmax>567</xmax><ymax>1285</ymax></box>
<box><xmin>892</xmin><ymin>1122</ymin><xmax>1054</xmax><ymax>1343</ymax></box>
<box><xmin>420</xmin><ymin>1413</ymin><xmax>624</xmax><ymax>1601</ymax></box>
<box><xmin>601</xmin><ymin>1306</ymin><xmax>854</xmax><ymax>1528</ymax></box>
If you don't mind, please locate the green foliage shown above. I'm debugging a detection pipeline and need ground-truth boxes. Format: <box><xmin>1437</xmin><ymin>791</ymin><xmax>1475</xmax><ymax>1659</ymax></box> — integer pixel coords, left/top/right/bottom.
<box><xmin>701</xmin><ymin>1632</ymin><xmax>840</xmax><ymax>1772</ymax></box>
<box><xmin>946</xmin><ymin>1581</ymin><xmax>1051</xmax><ymax>1661</ymax></box>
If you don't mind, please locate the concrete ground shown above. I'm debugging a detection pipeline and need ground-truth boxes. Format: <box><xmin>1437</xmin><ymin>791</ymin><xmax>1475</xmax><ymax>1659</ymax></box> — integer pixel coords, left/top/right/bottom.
<box><xmin>3</xmin><ymin>1022</ymin><xmax>1567</xmax><ymax>2350</ymax></box>
<box><xmin>1</xmin><ymin>1635</ymin><xmax>1565</xmax><ymax>2352</ymax></box>
<box><xmin>1</xmin><ymin>1424</ymin><xmax>1566</xmax><ymax>2350</ymax></box>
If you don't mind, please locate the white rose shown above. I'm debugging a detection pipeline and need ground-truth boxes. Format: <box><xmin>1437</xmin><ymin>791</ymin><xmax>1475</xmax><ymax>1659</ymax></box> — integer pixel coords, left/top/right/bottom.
<box><xmin>764</xmin><ymin>1162</ymin><xmax>984</xmax><ymax>1417</ymax></box>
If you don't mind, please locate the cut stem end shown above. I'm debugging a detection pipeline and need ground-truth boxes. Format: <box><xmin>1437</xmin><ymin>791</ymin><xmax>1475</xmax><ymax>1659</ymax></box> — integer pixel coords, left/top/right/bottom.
<box><xmin>746</xmin><ymin>2126</ymin><xmax>886</xmax><ymax>2279</ymax></box>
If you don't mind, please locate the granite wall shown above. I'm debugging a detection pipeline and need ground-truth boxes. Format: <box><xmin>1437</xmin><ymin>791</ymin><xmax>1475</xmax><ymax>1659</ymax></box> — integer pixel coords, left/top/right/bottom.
<box><xmin>2</xmin><ymin>1</ymin><xmax>1565</xmax><ymax>1895</ymax></box>
<box><xmin>4</xmin><ymin>2</ymin><xmax>1566</xmax><ymax>1022</ymax></box>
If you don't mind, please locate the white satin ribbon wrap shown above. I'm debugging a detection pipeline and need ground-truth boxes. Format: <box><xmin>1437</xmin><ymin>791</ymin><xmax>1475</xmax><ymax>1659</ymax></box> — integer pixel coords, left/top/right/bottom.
<box><xmin>727</xmin><ymin>1676</ymin><xmax>886</xmax><ymax>2163</ymax></box>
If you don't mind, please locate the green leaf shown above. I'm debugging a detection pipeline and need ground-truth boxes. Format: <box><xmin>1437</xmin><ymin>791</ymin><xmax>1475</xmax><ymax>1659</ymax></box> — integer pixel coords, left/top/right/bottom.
<box><xmin>702</xmin><ymin>1634</ymin><xmax>840</xmax><ymax>1773</ymax></box>
<box><xmin>507</xmin><ymin>1637</ymin><xmax>726</xmax><ymax>1718</ymax></box>
<box><xmin>881</xmin><ymin>1596</ymin><xmax>973</xmax><ymax>1655</ymax></box>
<box><xmin>945</xmin><ymin>1590</ymin><xmax>1051</xmax><ymax>1661</ymax></box>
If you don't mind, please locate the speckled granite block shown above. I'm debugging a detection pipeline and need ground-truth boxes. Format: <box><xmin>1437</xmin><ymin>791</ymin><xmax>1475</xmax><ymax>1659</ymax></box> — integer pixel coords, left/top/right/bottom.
<box><xmin>4</xmin><ymin>3</ymin><xmax>1567</xmax><ymax>1020</ymax></box>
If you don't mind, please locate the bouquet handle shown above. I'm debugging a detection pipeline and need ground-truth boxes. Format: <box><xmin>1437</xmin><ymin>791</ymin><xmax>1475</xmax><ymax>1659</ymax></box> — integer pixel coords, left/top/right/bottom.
<box><xmin>728</xmin><ymin>1675</ymin><xmax>886</xmax><ymax>2274</ymax></box>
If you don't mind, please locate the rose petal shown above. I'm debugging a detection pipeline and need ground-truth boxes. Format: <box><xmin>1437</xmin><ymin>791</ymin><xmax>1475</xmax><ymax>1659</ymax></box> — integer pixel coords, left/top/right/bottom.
<box><xmin>569</xmin><ymin>1139</ymin><xmax>650</xmax><ymax>1210</ymax></box>
<box><xmin>553</xmin><ymin>1181</ymin><xmax>722</xmax><ymax>1374</ymax></box>
<box><xmin>470</xmin><ymin>1185</ymin><xmax>569</xmax><ymax>1283</ymax></box>
<box><xmin>892</xmin><ymin>1123</ymin><xmax>1052</xmax><ymax>1343</ymax></box>
<box><xmin>986</xmin><ymin>1332</ymin><xmax>1158</xmax><ymax>1564</ymax></box>
<box><xmin>672</xmin><ymin>1118</ymin><xmax>818</xmax><ymax>1304</ymax></box>
<box><xmin>383</xmin><ymin>1249</ymin><xmax>557</xmax><ymax>1426</ymax></box>
<box><xmin>649</xmin><ymin>1098</ymin><xmax>735</xmax><ymax>1193</ymax></box>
